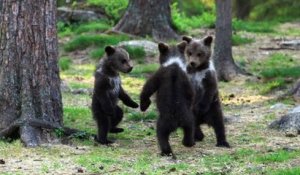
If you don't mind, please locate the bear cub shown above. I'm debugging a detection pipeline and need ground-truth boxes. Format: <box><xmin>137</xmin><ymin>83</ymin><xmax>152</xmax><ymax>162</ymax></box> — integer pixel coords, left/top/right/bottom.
<box><xmin>140</xmin><ymin>42</ymin><xmax>195</xmax><ymax>156</ymax></box>
<box><xmin>182</xmin><ymin>36</ymin><xmax>230</xmax><ymax>148</ymax></box>
<box><xmin>92</xmin><ymin>46</ymin><xmax>138</xmax><ymax>144</ymax></box>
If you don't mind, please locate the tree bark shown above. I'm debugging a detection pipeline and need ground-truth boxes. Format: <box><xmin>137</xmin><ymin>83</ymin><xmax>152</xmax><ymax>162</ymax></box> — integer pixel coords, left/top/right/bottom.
<box><xmin>213</xmin><ymin>0</ymin><xmax>245</xmax><ymax>81</ymax></box>
<box><xmin>0</xmin><ymin>0</ymin><xmax>63</xmax><ymax>147</ymax></box>
<box><xmin>113</xmin><ymin>0</ymin><xmax>178</xmax><ymax>42</ymax></box>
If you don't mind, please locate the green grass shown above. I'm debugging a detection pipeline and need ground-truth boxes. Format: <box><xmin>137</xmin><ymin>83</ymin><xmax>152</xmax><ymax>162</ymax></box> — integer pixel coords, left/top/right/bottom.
<box><xmin>251</xmin><ymin>53</ymin><xmax>300</xmax><ymax>79</ymax></box>
<box><xmin>64</xmin><ymin>107</ymin><xmax>94</xmax><ymax>133</ymax></box>
<box><xmin>130</xmin><ymin>64</ymin><xmax>159</xmax><ymax>77</ymax></box>
<box><xmin>124</xmin><ymin>46</ymin><xmax>146</xmax><ymax>64</ymax></box>
<box><xmin>248</xmin><ymin>53</ymin><xmax>300</xmax><ymax>94</ymax></box>
<box><xmin>233</xmin><ymin>20</ymin><xmax>277</xmax><ymax>33</ymax></box>
<box><xmin>64</xmin><ymin>34</ymin><xmax>129</xmax><ymax>52</ymax></box>
<box><xmin>59</xmin><ymin>57</ymin><xmax>72</xmax><ymax>71</ymax></box>
<box><xmin>171</xmin><ymin>2</ymin><xmax>215</xmax><ymax>33</ymax></box>
<box><xmin>60</xmin><ymin>64</ymin><xmax>95</xmax><ymax>80</ymax></box>
<box><xmin>87</xmin><ymin>0</ymin><xmax>128</xmax><ymax>23</ymax></box>
<box><xmin>90</xmin><ymin>48</ymin><xmax>105</xmax><ymax>60</ymax></box>
<box><xmin>68</xmin><ymin>82</ymin><xmax>91</xmax><ymax>89</ymax></box>
<box><xmin>74</xmin><ymin>21</ymin><xmax>112</xmax><ymax>34</ymax></box>
<box><xmin>232</xmin><ymin>34</ymin><xmax>255</xmax><ymax>46</ymax></box>
<box><xmin>127</xmin><ymin>110</ymin><xmax>157</xmax><ymax>121</ymax></box>
<box><xmin>268</xmin><ymin>167</ymin><xmax>300</xmax><ymax>175</ymax></box>
<box><xmin>255</xmin><ymin>149</ymin><xmax>300</xmax><ymax>163</ymax></box>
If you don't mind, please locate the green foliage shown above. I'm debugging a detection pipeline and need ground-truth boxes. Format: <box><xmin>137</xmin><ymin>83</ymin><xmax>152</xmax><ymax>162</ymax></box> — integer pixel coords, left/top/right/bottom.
<box><xmin>87</xmin><ymin>0</ymin><xmax>128</xmax><ymax>23</ymax></box>
<box><xmin>64</xmin><ymin>34</ymin><xmax>129</xmax><ymax>52</ymax></box>
<box><xmin>171</xmin><ymin>2</ymin><xmax>215</xmax><ymax>33</ymax></box>
<box><xmin>233</xmin><ymin>20</ymin><xmax>276</xmax><ymax>33</ymax></box>
<box><xmin>74</xmin><ymin>21</ymin><xmax>111</xmax><ymax>34</ymax></box>
<box><xmin>124</xmin><ymin>46</ymin><xmax>146</xmax><ymax>64</ymax></box>
<box><xmin>59</xmin><ymin>57</ymin><xmax>72</xmax><ymax>71</ymax></box>
<box><xmin>232</xmin><ymin>34</ymin><xmax>255</xmax><ymax>46</ymax></box>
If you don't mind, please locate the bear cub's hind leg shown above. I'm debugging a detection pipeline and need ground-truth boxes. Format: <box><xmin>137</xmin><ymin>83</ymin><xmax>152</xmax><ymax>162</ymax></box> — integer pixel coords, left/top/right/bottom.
<box><xmin>110</xmin><ymin>106</ymin><xmax>124</xmax><ymax>133</ymax></box>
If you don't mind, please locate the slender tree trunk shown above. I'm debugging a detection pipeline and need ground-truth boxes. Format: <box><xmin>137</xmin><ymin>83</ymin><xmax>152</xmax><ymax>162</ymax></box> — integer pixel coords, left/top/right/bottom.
<box><xmin>0</xmin><ymin>0</ymin><xmax>62</xmax><ymax>147</ymax></box>
<box><xmin>233</xmin><ymin>0</ymin><xmax>252</xmax><ymax>20</ymax></box>
<box><xmin>213</xmin><ymin>0</ymin><xmax>245</xmax><ymax>81</ymax></box>
<box><xmin>113</xmin><ymin>0</ymin><xmax>178</xmax><ymax>41</ymax></box>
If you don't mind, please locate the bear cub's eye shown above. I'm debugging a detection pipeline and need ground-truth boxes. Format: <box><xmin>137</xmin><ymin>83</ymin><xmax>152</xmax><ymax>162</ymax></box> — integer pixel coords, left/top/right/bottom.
<box><xmin>197</xmin><ymin>53</ymin><xmax>203</xmax><ymax>57</ymax></box>
<box><xmin>121</xmin><ymin>59</ymin><xmax>127</xmax><ymax>64</ymax></box>
<box><xmin>187</xmin><ymin>51</ymin><xmax>192</xmax><ymax>56</ymax></box>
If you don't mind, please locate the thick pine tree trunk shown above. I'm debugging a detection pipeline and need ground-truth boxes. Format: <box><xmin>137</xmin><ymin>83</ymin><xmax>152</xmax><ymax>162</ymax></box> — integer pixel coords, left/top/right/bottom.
<box><xmin>113</xmin><ymin>0</ymin><xmax>178</xmax><ymax>41</ymax></box>
<box><xmin>0</xmin><ymin>0</ymin><xmax>63</xmax><ymax>147</ymax></box>
<box><xmin>213</xmin><ymin>0</ymin><xmax>245</xmax><ymax>81</ymax></box>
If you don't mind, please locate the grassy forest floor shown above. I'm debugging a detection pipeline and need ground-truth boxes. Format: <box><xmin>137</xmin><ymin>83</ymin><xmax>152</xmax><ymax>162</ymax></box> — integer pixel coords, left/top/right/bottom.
<box><xmin>1</xmin><ymin>20</ymin><xmax>300</xmax><ymax>174</ymax></box>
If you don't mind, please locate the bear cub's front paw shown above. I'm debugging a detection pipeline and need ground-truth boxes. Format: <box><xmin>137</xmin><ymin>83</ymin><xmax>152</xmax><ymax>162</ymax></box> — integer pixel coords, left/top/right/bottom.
<box><xmin>94</xmin><ymin>136</ymin><xmax>114</xmax><ymax>145</ymax></box>
<box><xmin>216</xmin><ymin>141</ymin><xmax>230</xmax><ymax>148</ymax></box>
<box><xmin>110</xmin><ymin>127</ymin><xmax>124</xmax><ymax>133</ymax></box>
<box><xmin>140</xmin><ymin>99</ymin><xmax>151</xmax><ymax>111</ymax></box>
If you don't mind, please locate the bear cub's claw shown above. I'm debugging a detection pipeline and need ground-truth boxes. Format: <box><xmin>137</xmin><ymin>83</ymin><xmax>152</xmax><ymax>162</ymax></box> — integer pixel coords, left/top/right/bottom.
<box><xmin>110</xmin><ymin>127</ymin><xmax>124</xmax><ymax>133</ymax></box>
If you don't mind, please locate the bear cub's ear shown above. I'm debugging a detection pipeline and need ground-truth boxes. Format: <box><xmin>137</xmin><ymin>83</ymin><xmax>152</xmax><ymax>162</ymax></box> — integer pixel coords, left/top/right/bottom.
<box><xmin>105</xmin><ymin>45</ymin><xmax>116</xmax><ymax>56</ymax></box>
<box><xmin>182</xmin><ymin>36</ymin><xmax>192</xmax><ymax>43</ymax></box>
<box><xmin>177</xmin><ymin>41</ymin><xmax>187</xmax><ymax>53</ymax></box>
<box><xmin>203</xmin><ymin>36</ymin><xmax>213</xmax><ymax>46</ymax></box>
<box><xmin>158</xmin><ymin>42</ymin><xmax>169</xmax><ymax>54</ymax></box>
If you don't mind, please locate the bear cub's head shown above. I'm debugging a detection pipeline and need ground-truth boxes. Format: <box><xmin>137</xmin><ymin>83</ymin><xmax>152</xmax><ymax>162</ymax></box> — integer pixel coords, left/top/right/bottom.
<box><xmin>182</xmin><ymin>36</ymin><xmax>213</xmax><ymax>73</ymax></box>
<box><xmin>158</xmin><ymin>41</ymin><xmax>187</xmax><ymax>69</ymax></box>
<box><xmin>104</xmin><ymin>45</ymin><xmax>133</xmax><ymax>73</ymax></box>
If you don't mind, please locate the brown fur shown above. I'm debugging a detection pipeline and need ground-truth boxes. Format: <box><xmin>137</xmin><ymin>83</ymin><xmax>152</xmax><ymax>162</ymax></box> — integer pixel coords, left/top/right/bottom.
<box><xmin>182</xmin><ymin>36</ymin><xmax>230</xmax><ymax>148</ymax></box>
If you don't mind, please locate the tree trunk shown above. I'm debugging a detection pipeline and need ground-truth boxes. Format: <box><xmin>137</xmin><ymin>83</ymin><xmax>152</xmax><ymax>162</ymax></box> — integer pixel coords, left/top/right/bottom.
<box><xmin>113</xmin><ymin>0</ymin><xmax>178</xmax><ymax>41</ymax></box>
<box><xmin>0</xmin><ymin>0</ymin><xmax>63</xmax><ymax>147</ymax></box>
<box><xmin>213</xmin><ymin>0</ymin><xmax>245</xmax><ymax>81</ymax></box>
<box><xmin>233</xmin><ymin>0</ymin><xmax>252</xmax><ymax>20</ymax></box>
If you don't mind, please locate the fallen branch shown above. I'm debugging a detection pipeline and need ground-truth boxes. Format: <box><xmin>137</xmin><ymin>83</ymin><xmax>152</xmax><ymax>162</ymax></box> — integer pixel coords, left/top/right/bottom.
<box><xmin>259</xmin><ymin>47</ymin><xmax>297</xmax><ymax>51</ymax></box>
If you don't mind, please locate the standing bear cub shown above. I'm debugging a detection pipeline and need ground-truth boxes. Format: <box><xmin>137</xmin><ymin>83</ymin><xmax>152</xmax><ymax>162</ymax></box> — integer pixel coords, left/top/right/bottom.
<box><xmin>92</xmin><ymin>46</ymin><xmax>139</xmax><ymax>144</ymax></box>
<box><xmin>182</xmin><ymin>36</ymin><xmax>230</xmax><ymax>148</ymax></box>
<box><xmin>140</xmin><ymin>42</ymin><xmax>195</xmax><ymax>156</ymax></box>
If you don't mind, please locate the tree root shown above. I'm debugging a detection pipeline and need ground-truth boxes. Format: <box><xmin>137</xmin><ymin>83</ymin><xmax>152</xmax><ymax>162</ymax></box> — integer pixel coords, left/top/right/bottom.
<box><xmin>0</xmin><ymin>118</ymin><xmax>93</xmax><ymax>139</ymax></box>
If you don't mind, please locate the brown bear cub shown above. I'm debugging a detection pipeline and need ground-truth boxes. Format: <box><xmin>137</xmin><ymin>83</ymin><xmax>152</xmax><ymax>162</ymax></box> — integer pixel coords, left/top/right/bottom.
<box><xmin>92</xmin><ymin>46</ymin><xmax>138</xmax><ymax>144</ymax></box>
<box><xmin>140</xmin><ymin>42</ymin><xmax>195</xmax><ymax>156</ymax></box>
<box><xmin>182</xmin><ymin>36</ymin><xmax>230</xmax><ymax>148</ymax></box>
